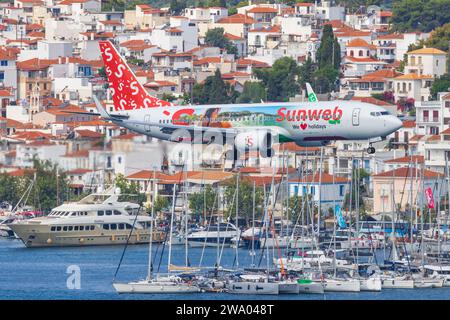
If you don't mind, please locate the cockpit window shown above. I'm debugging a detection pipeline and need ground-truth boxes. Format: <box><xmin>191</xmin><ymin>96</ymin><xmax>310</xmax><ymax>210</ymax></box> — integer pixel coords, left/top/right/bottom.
<box><xmin>371</xmin><ymin>111</ymin><xmax>390</xmax><ymax>117</ymax></box>
<box><xmin>380</xmin><ymin>111</ymin><xmax>389</xmax><ymax>115</ymax></box>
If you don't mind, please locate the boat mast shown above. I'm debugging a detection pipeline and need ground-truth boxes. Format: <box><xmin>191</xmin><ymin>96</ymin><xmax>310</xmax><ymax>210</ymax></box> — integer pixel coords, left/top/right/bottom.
<box><xmin>184</xmin><ymin>168</ymin><xmax>188</xmax><ymax>267</ymax></box>
<box><xmin>235</xmin><ymin>172</ymin><xmax>239</xmax><ymax>268</ymax></box>
<box><xmin>167</xmin><ymin>184</ymin><xmax>177</xmax><ymax>272</ymax></box>
<box><xmin>251</xmin><ymin>180</ymin><xmax>256</xmax><ymax>267</ymax></box>
<box><xmin>147</xmin><ymin>170</ymin><xmax>157</xmax><ymax>281</ymax></box>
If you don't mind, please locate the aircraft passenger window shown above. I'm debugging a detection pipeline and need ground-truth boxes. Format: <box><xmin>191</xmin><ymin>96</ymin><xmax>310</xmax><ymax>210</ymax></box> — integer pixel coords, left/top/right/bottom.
<box><xmin>65</xmin><ymin>212</ymin><xmax>70</xmax><ymax>216</ymax></box>
<box><xmin>98</xmin><ymin>211</ymin><xmax>104</xmax><ymax>216</ymax></box>
<box><xmin>79</xmin><ymin>226</ymin><xmax>84</xmax><ymax>231</ymax></box>
<box><xmin>74</xmin><ymin>226</ymin><xmax>79</xmax><ymax>231</ymax></box>
<box><xmin>90</xmin><ymin>225</ymin><xmax>95</xmax><ymax>230</ymax></box>
<box><xmin>114</xmin><ymin>210</ymin><xmax>121</xmax><ymax>215</ymax></box>
<box><xmin>68</xmin><ymin>226</ymin><xmax>73</xmax><ymax>231</ymax></box>
<box><xmin>63</xmin><ymin>226</ymin><xmax>68</xmax><ymax>231</ymax></box>
<box><xmin>118</xmin><ymin>224</ymin><xmax>125</xmax><ymax>230</ymax></box>
<box><xmin>106</xmin><ymin>210</ymin><xmax>112</xmax><ymax>216</ymax></box>
<box><xmin>56</xmin><ymin>226</ymin><xmax>62</xmax><ymax>231</ymax></box>
<box><xmin>103</xmin><ymin>224</ymin><xmax>110</xmax><ymax>230</ymax></box>
<box><xmin>51</xmin><ymin>226</ymin><xmax>56</xmax><ymax>232</ymax></box>
<box><xmin>110</xmin><ymin>224</ymin><xmax>117</xmax><ymax>230</ymax></box>
<box><xmin>125</xmin><ymin>224</ymin><xmax>132</xmax><ymax>230</ymax></box>
<box><xmin>381</xmin><ymin>111</ymin><xmax>389</xmax><ymax>115</ymax></box>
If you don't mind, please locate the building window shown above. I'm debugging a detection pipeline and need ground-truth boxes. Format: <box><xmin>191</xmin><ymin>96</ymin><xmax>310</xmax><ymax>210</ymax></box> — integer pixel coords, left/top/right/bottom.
<box><xmin>339</xmin><ymin>185</ymin><xmax>344</xmax><ymax>197</ymax></box>
<box><xmin>0</xmin><ymin>72</ymin><xmax>4</xmax><ymax>80</ymax></box>
<box><xmin>310</xmin><ymin>186</ymin><xmax>315</xmax><ymax>195</ymax></box>
<box><xmin>358</xmin><ymin>50</ymin><xmax>363</xmax><ymax>57</ymax></box>
<box><xmin>0</xmin><ymin>60</ymin><xmax>7</xmax><ymax>66</ymax></box>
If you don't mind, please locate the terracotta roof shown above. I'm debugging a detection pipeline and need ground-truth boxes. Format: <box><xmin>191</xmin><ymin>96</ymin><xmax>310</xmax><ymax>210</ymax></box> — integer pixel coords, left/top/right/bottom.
<box><xmin>75</xmin><ymin>129</ymin><xmax>103</xmax><ymax>139</ymax></box>
<box><xmin>427</xmin><ymin>135</ymin><xmax>440</xmax><ymax>142</ymax></box>
<box><xmin>374</xmin><ymin>167</ymin><xmax>442</xmax><ymax>179</ymax></box>
<box><xmin>236</xmin><ymin>58</ymin><xmax>269</xmax><ymax>68</ymax></box>
<box><xmin>442</xmin><ymin>93</ymin><xmax>450</xmax><ymax>100</ymax></box>
<box><xmin>99</xmin><ymin>20</ymin><xmax>122</xmax><ymax>26</ymax></box>
<box><xmin>16</xmin><ymin>58</ymin><xmax>57</xmax><ymax>71</ymax></box>
<box><xmin>27</xmin><ymin>31</ymin><xmax>45</xmax><ymax>38</ymax></box>
<box><xmin>217</xmin><ymin>14</ymin><xmax>255</xmax><ymax>25</ymax></box>
<box><xmin>336</xmin><ymin>30</ymin><xmax>371</xmax><ymax>37</ymax></box>
<box><xmin>167</xmin><ymin>28</ymin><xmax>183</xmax><ymax>33</ymax></box>
<box><xmin>295</xmin><ymin>2</ymin><xmax>314</xmax><ymax>6</ymax></box>
<box><xmin>242</xmin><ymin>175</ymin><xmax>282</xmax><ymax>186</ymax></box>
<box><xmin>289</xmin><ymin>172</ymin><xmax>348</xmax><ymax>184</ymax></box>
<box><xmin>347</xmin><ymin>38</ymin><xmax>371</xmax><ymax>47</ymax></box>
<box><xmin>66</xmin><ymin>168</ymin><xmax>93</xmax><ymax>175</ymax></box>
<box><xmin>112</xmin><ymin>133</ymin><xmax>141</xmax><ymax>140</ymax></box>
<box><xmin>402</xmin><ymin>120</ymin><xmax>416</xmax><ymax>128</ymax></box>
<box><xmin>0</xmin><ymin>89</ymin><xmax>13</xmax><ymax>97</ymax></box>
<box><xmin>351</xmin><ymin>96</ymin><xmax>394</xmax><ymax>106</ymax></box>
<box><xmin>63</xmin><ymin>150</ymin><xmax>89</xmax><ymax>158</ymax></box>
<box><xmin>45</xmin><ymin>105</ymin><xmax>90</xmax><ymax>116</ymax></box>
<box><xmin>193</xmin><ymin>57</ymin><xmax>222</xmax><ymax>65</ymax></box>
<box><xmin>25</xmin><ymin>23</ymin><xmax>44</xmax><ymax>31</ymax></box>
<box><xmin>247</xmin><ymin>7</ymin><xmax>278</xmax><ymax>13</ymax></box>
<box><xmin>409</xmin><ymin>134</ymin><xmax>424</xmax><ymax>141</ymax></box>
<box><xmin>379</xmin><ymin>11</ymin><xmax>392</xmax><ymax>17</ymax></box>
<box><xmin>384</xmin><ymin>155</ymin><xmax>424</xmax><ymax>164</ymax></box>
<box><xmin>59</xmin><ymin>0</ymin><xmax>88</xmax><ymax>4</ymax></box>
<box><xmin>26</xmin><ymin>140</ymin><xmax>55</xmax><ymax>147</ymax></box>
<box><xmin>80</xmin><ymin>32</ymin><xmax>115</xmax><ymax>39</ymax></box>
<box><xmin>224</xmin><ymin>33</ymin><xmax>244</xmax><ymax>41</ymax></box>
<box><xmin>407</xmin><ymin>47</ymin><xmax>446</xmax><ymax>55</ymax></box>
<box><xmin>345</xmin><ymin>56</ymin><xmax>383</xmax><ymax>63</ymax></box>
<box><xmin>376</xmin><ymin>33</ymin><xmax>404</xmax><ymax>40</ymax></box>
<box><xmin>144</xmin><ymin>80</ymin><xmax>177</xmax><ymax>88</ymax></box>
<box><xmin>394</xmin><ymin>73</ymin><xmax>433</xmax><ymax>80</ymax></box>
<box><xmin>11</xmin><ymin>131</ymin><xmax>52</xmax><ymax>140</ymax></box>
<box><xmin>7</xmin><ymin>169</ymin><xmax>34</xmax><ymax>177</ymax></box>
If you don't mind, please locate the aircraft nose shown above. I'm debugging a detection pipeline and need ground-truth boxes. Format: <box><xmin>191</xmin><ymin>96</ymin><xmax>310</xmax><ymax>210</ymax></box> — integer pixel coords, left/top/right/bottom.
<box><xmin>390</xmin><ymin>116</ymin><xmax>403</xmax><ymax>132</ymax></box>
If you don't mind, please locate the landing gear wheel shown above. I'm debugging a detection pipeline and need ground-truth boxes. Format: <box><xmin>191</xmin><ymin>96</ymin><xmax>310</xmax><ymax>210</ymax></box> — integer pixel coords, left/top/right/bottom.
<box><xmin>367</xmin><ymin>146</ymin><xmax>375</xmax><ymax>154</ymax></box>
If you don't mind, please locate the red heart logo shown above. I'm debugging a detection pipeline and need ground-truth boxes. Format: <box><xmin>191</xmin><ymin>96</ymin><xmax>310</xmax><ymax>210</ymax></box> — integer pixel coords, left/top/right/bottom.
<box><xmin>300</xmin><ymin>123</ymin><xmax>307</xmax><ymax>130</ymax></box>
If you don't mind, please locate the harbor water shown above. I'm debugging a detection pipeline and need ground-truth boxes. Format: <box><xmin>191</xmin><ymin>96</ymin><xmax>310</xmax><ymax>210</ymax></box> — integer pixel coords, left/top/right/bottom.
<box><xmin>0</xmin><ymin>238</ymin><xmax>449</xmax><ymax>300</ymax></box>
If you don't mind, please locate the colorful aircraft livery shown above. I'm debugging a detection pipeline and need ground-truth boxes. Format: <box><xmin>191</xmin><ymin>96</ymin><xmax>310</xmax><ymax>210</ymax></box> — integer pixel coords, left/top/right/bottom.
<box><xmin>276</xmin><ymin>107</ymin><xmax>343</xmax><ymax>122</ymax></box>
<box><xmin>99</xmin><ymin>41</ymin><xmax>173</xmax><ymax>110</ymax></box>
<box><xmin>93</xmin><ymin>40</ymin><xmax>403</xmax><ymax>153</ymax></box>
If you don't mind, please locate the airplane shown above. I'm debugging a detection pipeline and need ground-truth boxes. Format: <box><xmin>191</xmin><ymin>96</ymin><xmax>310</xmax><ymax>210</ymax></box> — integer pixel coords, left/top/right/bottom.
<box><xmin>71</xmin><ymin>40</ymin><xmax>402</xmax><ymax>158</ymax></box>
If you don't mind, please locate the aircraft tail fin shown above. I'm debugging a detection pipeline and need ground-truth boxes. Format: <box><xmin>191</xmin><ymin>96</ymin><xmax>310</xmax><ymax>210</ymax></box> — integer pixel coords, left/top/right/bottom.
<box><xmin>305</xmin><ymin>82</ymin><xmax>318</xmax><ymax>102</ymax></box>
<box><xmin>98</xmin><ymin>40</ymin><xmax>173</xmax><ymax>111</ymax></box>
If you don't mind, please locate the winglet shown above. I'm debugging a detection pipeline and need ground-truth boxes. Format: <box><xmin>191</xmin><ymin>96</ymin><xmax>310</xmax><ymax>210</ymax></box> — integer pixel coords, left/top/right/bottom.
<box><xmin>93</xmin><ymin>96</ymin><xmax>111</xmax><ymax>119</ymax></box>
<box><xmin>306</xmin><ymin>83</ymin><xmax>318</xmax><ymax>102</ymax></box>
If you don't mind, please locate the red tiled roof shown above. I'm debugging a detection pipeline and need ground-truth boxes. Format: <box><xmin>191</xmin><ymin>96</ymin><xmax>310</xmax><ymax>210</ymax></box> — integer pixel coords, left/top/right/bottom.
<box><xmin>247</xmin><ymin>7</ymin><xmax>278</xmax><ymax>13</ymax></box>
<box><xmin>75</xmin><ymin>129</ymin><xmax>103</xmax><ymax>139</ymax></box>
<box><xmin>66</xmin><ymin>168</ymin><xmax>92</xmax><ymax>175</ymax></box>
<box><xmin>63</xmin><ymin>150</ymin><xmax>89</xmax><ymax>158</ymax></box>
<box><xmin>242</xmin><ymin>175</ymin><xmax>282</xmax><ymax>186</ymax></box>
<box><xmin>236</xmin><ymin>58</ymin><xmax>269</xmax><ymax>68</ymax></box>
<box><xmin>351</xmin><ymin>96</ymin><xmax>394</xmax><ymax>106</ymax></box>
<box><xmin>45</xmin><ymin>105</ymin><xmax>89</xmax><ymax>116</ymax></box>
<box><xmin>7</xmin><ymin>169</ymin><xmax>35</xmax><ymax>177</ymax></box>
<box><xmin>402</xmin><ymin>120</ymin><xmax>416</xmax><ymax>128</ymax></box>
<box><xmin>16</xmin><ymin>58</ymin><xmax>57</xmax><ymax>71</ymax></box>
<box><xmin>376</xmin><ymin>33</ymin><xmax>404</xmax><ymax>40</ymax></box>
<box><xmin>345</xmin><ymin>56</ymin><xmax>383</xmax><ymax>63</ymax></box>
<box><xmin>384</xmin><ymin>155</ymin><xmax>424</xmax><ymax>164</ymax></box>
<box><xmin>249</xmin><ymin>25</ymin><xmax>281</xmax><ymax>33</ymax></box>
<box><xmin>144</xmin><ymin>80</ymin><xmax>177</xmax><ymax>88</ymax></box>
<box><xmin>217</xmin><ymin>14</ymin><xmax>255</xmax><ymax>25</ymax></box>
<box><xmin>374</xmin><ymin>167</ymin><xmax>442</xmax><ymax>179</ymax></box>
<box><xmin>347</xmin><ymin>38</ymin><xmax>370</xmax><ymax>47</ymax></box>
<box><xmin>99</xmin><ymin>20</ymin><xmax>122</xmax><ymax>26</ymax></box>
<box><xmin>80</xmin><ymin>32</ymin><xmax>115</xmax><ymax>39</ymax></box>
<box><xmin>224</xmin><ymin>33</ymin><xmax>243</xmax><ymax>41</ymax></box>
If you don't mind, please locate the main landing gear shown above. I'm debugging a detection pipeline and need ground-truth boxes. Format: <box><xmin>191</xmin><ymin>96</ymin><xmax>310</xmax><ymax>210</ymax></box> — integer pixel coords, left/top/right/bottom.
<box><xmin>366</xmin><ymin>144</ymin><xmax>375</xmax><ymax>154</ymax></box>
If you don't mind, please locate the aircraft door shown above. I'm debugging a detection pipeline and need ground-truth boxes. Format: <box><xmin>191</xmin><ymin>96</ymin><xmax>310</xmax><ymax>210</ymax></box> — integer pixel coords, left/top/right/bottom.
<box><xmin>352</xmin><ymin>108</ymin><xmax>360</xmax><ymax>126</ymax></box>
<box><xmin>144</xmin><ymin>114</ymin><xmax>151</xmax><ymax>132</ymax></box>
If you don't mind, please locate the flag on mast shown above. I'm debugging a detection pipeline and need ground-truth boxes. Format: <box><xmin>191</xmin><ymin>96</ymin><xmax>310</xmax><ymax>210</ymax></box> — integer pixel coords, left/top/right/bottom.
<box><xmin>425</xmin><ymin>187</ymin><xmax>435</xmax><ymax>209</ymax></box>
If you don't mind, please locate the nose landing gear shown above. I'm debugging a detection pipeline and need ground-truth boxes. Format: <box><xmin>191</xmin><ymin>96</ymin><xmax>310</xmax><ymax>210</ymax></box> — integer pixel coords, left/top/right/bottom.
<box><xmin>367</xmin><ymin>144</ymin><xmax>375</xmax><ymax>154</ymax></box>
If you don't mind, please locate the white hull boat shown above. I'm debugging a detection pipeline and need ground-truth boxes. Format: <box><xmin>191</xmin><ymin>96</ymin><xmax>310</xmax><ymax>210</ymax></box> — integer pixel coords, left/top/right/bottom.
<box><xmin>413</xmin><ymin>277</ymin><xmax>444</xmax><ymax>288</ymax></box>
<box><xmin>323</xmin><ymin>279</ymin><xmax>361</xmax><ymax>292</ymax></box>
<box><xmin>359</xmin><ymin>276</ymin><xmax>382</xmax><ymax>291</ymax></box>
<box><xmin>278</xmin><ymin>281</ymin><xmax>299</xmax><ymax>294</ymax></box>
<box><xmin>297</xmin><ymin>280</ymin><xmax>324</xmax><ymax>294</ymax></box>
<box><xmin>113</xmin><ymin>279</ymin><xmax>201</xmax><ymax>294</ymax></box>
<box><xmin>380</xmin><ymin>277</ymin><xmax>414</xmax><ymax>289</ymax></box>
<box><xmin>227</xmin><ymin>281</ymin><xmax>279</xmax><ymax>295</ymax></box>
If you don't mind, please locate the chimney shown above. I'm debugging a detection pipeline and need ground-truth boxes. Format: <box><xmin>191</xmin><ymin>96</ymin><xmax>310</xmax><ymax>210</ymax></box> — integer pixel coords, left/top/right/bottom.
<box><xmin>58</xmin><ymin>56</ymin><xmax>62</xmax><ymax>64</ymax></box>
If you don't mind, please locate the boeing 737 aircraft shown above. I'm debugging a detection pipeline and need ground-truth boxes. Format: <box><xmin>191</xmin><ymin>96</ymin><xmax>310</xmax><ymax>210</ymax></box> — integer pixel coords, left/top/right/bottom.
<box><xmin>75</xmin><ymin>41</ymin><xmax>402</xmax><ymax>158</ymax></box>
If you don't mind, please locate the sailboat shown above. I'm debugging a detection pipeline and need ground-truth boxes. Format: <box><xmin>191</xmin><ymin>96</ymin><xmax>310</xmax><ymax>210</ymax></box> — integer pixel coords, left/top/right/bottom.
<box><xmin>113</xmin><ymin>176</ymin><xmax>200</xmax><ymax>294</ymax></box>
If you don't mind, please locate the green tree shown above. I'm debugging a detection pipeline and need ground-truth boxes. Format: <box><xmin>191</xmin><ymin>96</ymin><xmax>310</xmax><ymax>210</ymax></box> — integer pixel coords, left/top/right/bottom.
<box><xmin>313</xmin><ymin>65</ymin><xmax>339</xmax><ymax>94</ymax></box>
<box><xmin>343</xmin><ymin>168</ymin><xmax>369</xmax><ymax>214</ymax></box>
<box><xmin>392</xmin><ymin>0</ymin><xmax>450</xmax><ymax>33</ymax></box>
<box><xmin>169</xmin><ymin>0</ymin><xmax>187</xmax><ymax>15</ymax></box>
<box><xmin>223</xmin><ymin>179</ymin><xmax>264</xmax><ymax>220</ymax></box>
<box><xmin>254</xmin><ymin>57</ymin><xmax>300</xmax><ymax>102</ymax></box>
<box><xmin>205</xmin><ymin>28</ymin><xmax>238</xmax><ymax>55</ymax></box>
<box><xmin>298</xmin><ymin>57</ymin><xmax>315</xmax><ymax>86</ymax></box>
<box><xmin>192</xmin><ymin>69</ymin><xmax>237</xmax><ymax>104</ymax></box>
<box><xmin>316</xmin><ymin>25</ymin><xmax>341</xmax><ymax>70</ymax></box>
<box><xmin>153</xmin><ymin>196</ymin><xmax>170</xmax><ymax>214</ymax></box>
<box><xmin>236</xmin><ymin>81</ymin><xmax>267</xmax><ymax>103</ymax></box>
<box><xmin>114</xmin><ymin>173</ymin><xmax>146</xmax><ymax>205</ymax></box>
<box><xmin>188</xmin><ymin>185</ymin><xmax>217</xmax><ymax>220</ymax></box>
<box><xmin>431</xmin><ymin>73</ymin><xmax>450</xmax><ymax>99</ymax></box>
<box><xmin>288</xmin><ymin>194</ymin><xmax>317</xmax><ymax>225</ymax></box>
<box><xmin>161</xmin><ymin>93</ymin><xmax>178</xmax><ymax>102</ymax></box>
<box><xmin>28</xmin><ymin>159</ymin><xmax>69</xmax><ymax>212</ymax></box>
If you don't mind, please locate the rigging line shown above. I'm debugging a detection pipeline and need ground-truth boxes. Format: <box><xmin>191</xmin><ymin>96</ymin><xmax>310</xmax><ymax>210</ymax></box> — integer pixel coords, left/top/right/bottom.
<box><xmin>198</xmin><ymin>187</ymin><xmax>218</xmax><ymax>268</ymax></box>
<box><xmin>112</xmin><ymin>203</ymin><xmax>142</xmax><ymax>283</ymax></box>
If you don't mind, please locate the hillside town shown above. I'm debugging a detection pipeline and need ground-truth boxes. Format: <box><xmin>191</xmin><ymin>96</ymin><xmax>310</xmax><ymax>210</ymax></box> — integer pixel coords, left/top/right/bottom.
<box><xmin>0</xmin><ymin>0</ymin><xmax>449</xmax><ymax>222</ymax></box>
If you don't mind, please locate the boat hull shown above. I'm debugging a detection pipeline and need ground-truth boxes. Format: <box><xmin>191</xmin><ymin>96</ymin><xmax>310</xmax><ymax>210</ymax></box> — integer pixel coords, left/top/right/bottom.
<box><xmin>227</xmin><ymin>282</ymin><xmax>279</xmax><ymax>295</ymax></box>
<box><xmin>298</xmin><ymin>282</ymin><xmax>324</xmax><ymax>294</ymax></box>
<box><xmin>113</xmin><ymin>282</ymin><xmax>201</xmax><ymax>294</ymax></box>
<box><xmin>278</xmin><ymin>282</ymin><xmax>299</xmax><ymax>294</ymax></box>
<box><xmin>380</xmin><ymin>278</ymin><xmax>414</xmax><ymax>289</ymax></box>
<box><xmin>360</xmin><ymin>277</ymin><xmax>382</xmax><ymax>291</ymax></box>
<box><xmin>323</xmin><ymin>279</ymin><xmax>361</xmax><ymax>292</ymax></box>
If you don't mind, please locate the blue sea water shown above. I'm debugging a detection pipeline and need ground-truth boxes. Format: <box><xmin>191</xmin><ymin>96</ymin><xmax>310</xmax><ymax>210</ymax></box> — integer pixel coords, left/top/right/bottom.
<box><xmin>0</xmin><ymin>237</ymin><xmax>449</xmax><ymax>300</ymax></box>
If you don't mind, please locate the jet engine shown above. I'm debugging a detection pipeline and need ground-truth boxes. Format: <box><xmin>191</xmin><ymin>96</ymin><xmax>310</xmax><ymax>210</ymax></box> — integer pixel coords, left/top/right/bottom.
<box><xmin>233</xmin><ymin>130</ymin><xmax>274</xmax><ymax>158</ymax></box>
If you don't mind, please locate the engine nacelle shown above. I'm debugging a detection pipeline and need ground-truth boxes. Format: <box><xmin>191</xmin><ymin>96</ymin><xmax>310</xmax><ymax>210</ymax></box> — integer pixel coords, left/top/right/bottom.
<box><xmin>234</xmin><ymin>130</ymin><xmax>274</xmax><ymax>158</ymax></box>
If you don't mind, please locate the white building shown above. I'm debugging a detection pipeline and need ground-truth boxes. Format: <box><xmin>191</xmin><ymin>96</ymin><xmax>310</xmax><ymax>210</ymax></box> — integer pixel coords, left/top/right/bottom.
<box><xmin>404</xmin><ymin>47</ymin><xmax>447</xmax><ymax>78</ymax></box>
<box><xmin>15</xmin><ymin>140</ymin><xmax>66</xmax><ymax>167</ymax></box>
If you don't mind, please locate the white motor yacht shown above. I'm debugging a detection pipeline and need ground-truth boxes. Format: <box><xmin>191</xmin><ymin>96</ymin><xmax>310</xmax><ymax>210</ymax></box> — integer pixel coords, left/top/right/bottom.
<box><xmin>113</xmin><ymin>276</ymin><xmax>201</xmax><ymax>294</ymax></box>
<box><xmin>8</xmin><ymin>192</ymin><xmax>164</xmax><ymax>247</ymax></box>
<box><xmin>187</xmin><ymin>223</ymin><xmax>240</xmax><ymax>247</ymax></box>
